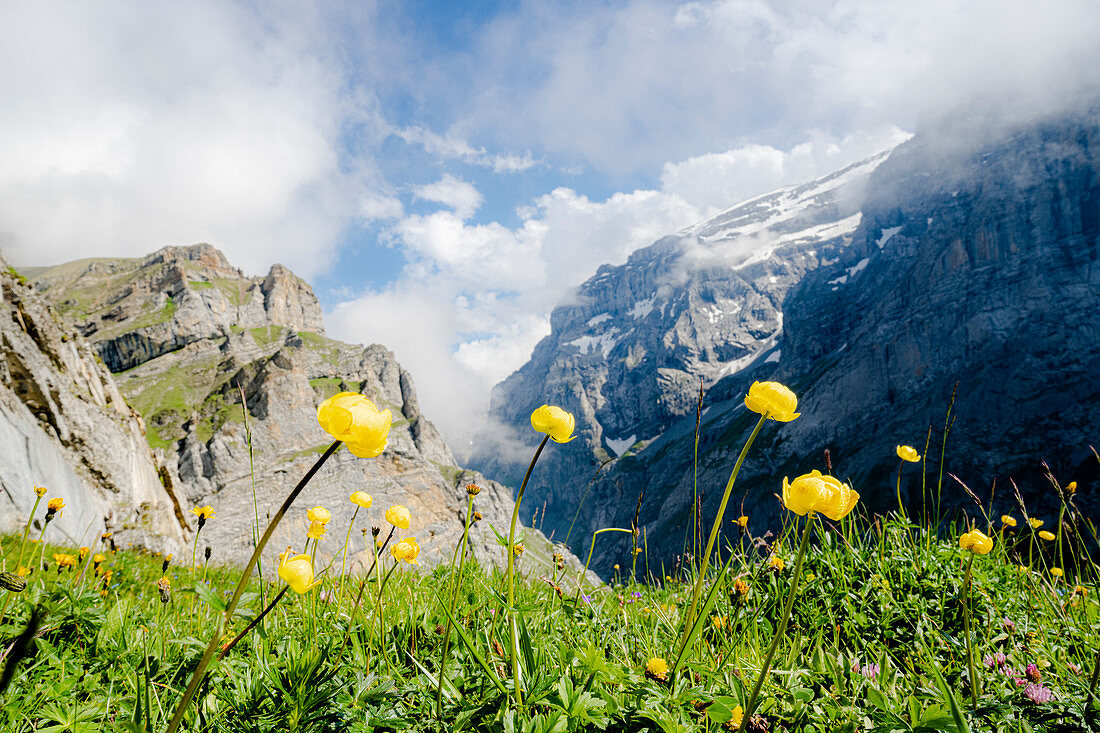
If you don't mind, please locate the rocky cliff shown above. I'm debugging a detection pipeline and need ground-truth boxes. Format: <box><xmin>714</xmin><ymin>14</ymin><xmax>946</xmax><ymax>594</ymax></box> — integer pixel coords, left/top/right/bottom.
<box><xmin>473</xmin><ymin>110</ymin><xmax>1099</xmax><ymax>574</ymax></box>
<box><xmin>0</xmin><ymin>257</ymin><xmax>188</xmax><ymax>552</ymax></box>
<box><xmin>29</xmin><ymin>245</ymin><xmax>584</xmax><ymax>576</ymax></box>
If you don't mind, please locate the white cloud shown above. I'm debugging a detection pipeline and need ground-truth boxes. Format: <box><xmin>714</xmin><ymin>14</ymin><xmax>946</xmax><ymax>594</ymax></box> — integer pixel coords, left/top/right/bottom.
<box><xmin>360</xmin><ymin>192</ymin><xmax>404</xmax><ymax>222</ymax></box>
<box><xmin>397</xmin><ymin>125</ymin><xmax>539</xmax><ymax>173</ymax></box>
<box><xmin>414</xmin><ymin>175</ymin><xmax>483</xmax><ymax>220</ymax></box>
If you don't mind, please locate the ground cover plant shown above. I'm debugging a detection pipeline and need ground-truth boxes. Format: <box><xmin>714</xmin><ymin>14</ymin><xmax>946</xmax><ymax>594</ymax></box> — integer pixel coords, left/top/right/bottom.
<box><xmin>1</xmin><ymin>384</ymin><xmax>1098</xmax><ymax>732</ymax></box>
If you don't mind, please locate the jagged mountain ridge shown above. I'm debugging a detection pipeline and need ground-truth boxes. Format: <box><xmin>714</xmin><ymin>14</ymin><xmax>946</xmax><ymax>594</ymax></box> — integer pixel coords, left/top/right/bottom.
<box><xmin>28</xmin><ymin>246</ymin><xmax>586</xmax><ymax>575</ymax></box>
<box><xmin>470</xmin><ymin>150</ymin><xmax>891</xmax><ymax>546</ymax></box>
<box><xmin>473</xmin><ymin>110</ymin><xmax>1099</xmax><ymax>575</ymax></box>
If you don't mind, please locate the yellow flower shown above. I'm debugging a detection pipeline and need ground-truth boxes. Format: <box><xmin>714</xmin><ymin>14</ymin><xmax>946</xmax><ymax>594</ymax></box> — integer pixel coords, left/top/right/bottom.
<box><xmin>645</xmin><ymin>657</ymin><xmax>669</xmax><ymax>682</ymax></box>
<box><xmin>53</xmin><ymin>553</ymin><xmax>77</xmax><ymax>569</ymax></box>
<box><xmin>734</xmin><ymin>578</ymin><xmax>750</xmax><ymax>595</ymax></box>
<box><xmin>1073</xmin><ymin>585</ymin><xmax>1088</xmax><ymax>596</ymax></box>
<box><xmin>1028</xmin><ymin>518</ymin><xmax>1044</xmax><ymax>529</ymax></box>
<box><xmin>781</xmin><ymin>470</ymin><xmax>860</xmax><ymax>520</ymax></box>
<box><xmin>385</xmin><ymin>504</ymin><xmax>411</xmax><ymax>529</ymax></box>
<box><xmin>47</xmin><ymin>497</ymin><xmax>65</xmax><ymax>515</ymax></box>
<box><xmin>157</xmin><ymin>577</ymin><xmax>172</xmax><ymax>604</ymax></box>
<box><xmin>190</xmin><ymin>505</ymin><xmax>215</xmax><ymax>520</ymax></box>
<box><xmin>350</xmin><ymin>491</ymin><xmax>373</xmax><ymax>508</ymax></box>
<box><xmin>306</xmin><ymin>506</ymin><xmax>332</xmax><ymax>524</ymax></box>
<box><xmin>769</xmin><ymin>555</ymin><xmax>786</xmax><ymax>570</ymax></box>
<box><xmin>307</xmin><ymin>521</ymin><xmax>327</xmax><ymax>540</ymax></box>
<box><xmin>278</xmin><ymin>549</ymin><xmax>320</xmax><ymax>594</ymax></box>
<box><xmin>614</xmin><ymin>564</ymin><xmax>620</xmax><ymax>570</ymax></box>
<box><xmin>34</xmin><ymin>485</ymin><xmax>47</xmax><ymax>497</ymax></box>
<box><xmin>93</xmin><ymin>553</ymin><xmax>105</xmax><ymax>564</ymax></box>
<box><xmin>729</xmin><ymin>705</ymin><xmax>744</xmax><ymax>729</ymax></box>
<box><xmin>16</xmin><ymin>566</ymin><xmax>29</xmax><ymax>577</ymax></box>
<box><xmin>390</xmin><ymin>537</ymin><xmax>421</xmax><ymax>565</ymax></box>
<box><xmin>744</xmin><ymin>381</ymin><xmax>800</xmax><ymax>422</ymax></box>
<box><xmin>1051</xmin><ymin>567</ymin><xmax>1064</xmax><ymax>578</ymax></box>
<box><xmin>78</xmin><ymin>547</ymin><xmax>90</xmax><ymax>560</ymax></box>
<box><xmin>1038</xmin><ymin>530</ymin><xmax>1055</xmax><ymax>541</ymax></box>
<box><xmin>1064</xmin><ymin>481</ymin><xmax>1076</xmax><ymax>494</ymax></box>
<box><xmin>317</xmin><ymin>392</ymin><xmax>392</xmax><ymax>458</ymax></box>
<box><xmin>1017</xmin><ymin>565</ymin><xmax>1029</xmax><ymax>573</ymax></box>
<box><xmin>1001</xmin><ymin>515</ymin><xmax>1017</xmax><ymax>527</ymax></box>
<box><xmin>711</xmin><ymin>615</ymin><xmax>727</xmax><ymax>630</ymax></box>
<box><xmin>102</xmin><ymin>532</ymin><xmax>113</xmax><ymax>539</ymax></box>
<box><xmin>959</xmin><ymin>530</ymin><xmax>993</xmax><ymax>555</ymax></box>
<box><xmin>530</xmin><ymin>405</ymin><xmax>576</xmax><ymax>443</ymax></box>
<box><xmin>736</xmin><ymin>515</ymin><xmax>748</xmax><ymax>529</ymax></box>
<box><xmin>896</xmin><ymin>445</ymin><xmax>920</xmax><ymax>462</ymax></box>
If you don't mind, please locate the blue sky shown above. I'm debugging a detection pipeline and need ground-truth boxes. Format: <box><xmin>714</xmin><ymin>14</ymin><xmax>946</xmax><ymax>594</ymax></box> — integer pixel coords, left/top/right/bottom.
<box><xmin>1</xmin><ymin>0</ymin><xmax>1096</xmax><ymax>450</ymax></box>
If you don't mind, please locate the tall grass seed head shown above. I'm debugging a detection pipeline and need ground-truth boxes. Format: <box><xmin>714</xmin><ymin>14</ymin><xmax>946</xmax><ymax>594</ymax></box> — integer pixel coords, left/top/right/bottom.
<box><xmin>34</xmin><ymin>485</ymin><xmax>47</xmax><ymax>497</ymax></box>
<box><xmin>278</xmin><ymin>549</ymin><xmax>320</xmax><ymax>593</ymax></box>
<box><xmin>744</xmin><ymin>380</ymin><xmax>800</xmax><ymax>421</ymax></box>
<box><xmin>782</xmin><ymin>470</ymin><xmax>859</xmax><ymax>520</ymax></box>
<box><xmin>391</xmin><ymin>537</ymin><xmax>421</xmax><ymax>565</ymax></box>
<box><xmin>1001</xmin><ymin>514</ymin><xmax>1017</xmax><ymax>527</ymax></box>
<box><xmin>385</xmin><ymin>504</ymin><xmax>411</xmax><ymax>529</ymax></box>
<box><xmin>317</xmin><ymin>392</ymin><xmax>392</xmax><ymax>458</ymax></box>
<box><xmin>350</xmin><ymin>491</ymin><xmax>373</xmax><ymax>508</ymax></box>
<box><xmin>530</xmin><ymin>404</ymin><xmax>577</xmax><ymax>443</ymax></box>
<box><xmin>959</xmin><ymin>529</ymin><xmax>994</xmax><ymax>554</ymax></box>
<box><xmin>896</xmin><ymin>445</ymin><xmax>921</xmax><ymax>462</ymax></box>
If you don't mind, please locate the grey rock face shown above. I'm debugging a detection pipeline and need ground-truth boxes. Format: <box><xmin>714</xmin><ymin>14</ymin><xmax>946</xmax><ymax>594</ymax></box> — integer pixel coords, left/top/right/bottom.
<box><xmin>475</xmin><ymin>111</ymin><xmax>1100</xmax><ymax>576</ymax></box>
<box><xmin>0</xmin><ymin>257</ymin><xmax>188</xmax><ymax>553</ymax></box>
<box><xmin>470</xmin><ymin>152</ymin><xmax>890</xmax><ymax>555</ymax></box>
<box><xmin>30</xmin><ymin>244</ymin><xmax>587</xmax><ymax>579</ymax></box>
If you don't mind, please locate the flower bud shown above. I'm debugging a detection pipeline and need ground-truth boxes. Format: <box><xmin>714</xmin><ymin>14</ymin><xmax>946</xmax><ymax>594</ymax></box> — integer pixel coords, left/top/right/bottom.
<box><xmin>465</xmin><ymin>483</ymin><xmax>482</xmax><ymax>496</ymax></box>
<box><xmin>157</xmin><ymin>577</ymin><xmax>172</xmax><ymax>604</ymax></box>
<box><xmin>0</xmin><ymin>571</ymin><xmax>27</xmax><ymax>592</ymax></box>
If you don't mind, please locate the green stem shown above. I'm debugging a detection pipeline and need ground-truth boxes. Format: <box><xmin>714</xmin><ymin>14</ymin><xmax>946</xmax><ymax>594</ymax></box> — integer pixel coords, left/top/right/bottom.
<box><xmin>574</xmin><ymin>528</ymin><xmax>632</xmax><ymax>604</ymax></box>
<box><xmin>336</xmin><ymin>527</ymin><xmax>394</xmax><ymax>661</ymax></box>
<box><xmin>677</xmin><ymin>414</ymin><xmax>766</xmax><ymax>661</ymax></box>
<box><xmin>217</xmin><ymin>586</ymin><xmax>288</xmax><ymax>661</ymax></box>
<box><xmin>341</xmin><ymin>506</ymin><xmax>361</xmax><ymax>581</ymax></box>
<box><xmin>505</xmin><ymin>434</ymin><xmax>550</xmax><ymax>707</ymax></box>
<box><xmin>739</xmin><ymin>511</ymin><xmax>813</xmax><ymax>729</ymax></box>
<box><xmin>437</xmin><ymin>495</ymin><xmax>475</xmax><ymax>718</ymax></box>
<box><xmin>164</xmin><ymin>440</ymin><xmax>342</xmax><ymax>733</ymax></box>
<box><xmin>962</xmin><ymin>551</ymin><xmax>978</xmax><ymax>710</ymax></box>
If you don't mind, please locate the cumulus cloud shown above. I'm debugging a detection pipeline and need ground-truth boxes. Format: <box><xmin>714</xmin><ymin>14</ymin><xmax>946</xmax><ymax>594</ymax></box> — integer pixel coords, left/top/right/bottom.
<box><xmin>414</xmin><ymin>175</ymin><xmax>484</xmax><ymax>220</ymax></box>
<box><xmin>397</xmin><ymin>125</ymin><xmax>539</xmax><ymax>173</ymax></box>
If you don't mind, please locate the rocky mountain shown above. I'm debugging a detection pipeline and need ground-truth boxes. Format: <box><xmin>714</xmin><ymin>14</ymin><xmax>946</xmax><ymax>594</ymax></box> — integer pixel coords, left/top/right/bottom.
<box><xmin>0</xmin><ymin>256</ymin><xmax>188</xmax><ymax>552</ymax></box>
<box><xmin>472</xmin><ymin>110</ymin><xmax>1099</xmax><ymax>574</ymax></box>
<box><xmin>27</xmin><ymin>245</ymin><xmax>584</xmax><ymax>576</ymax></box>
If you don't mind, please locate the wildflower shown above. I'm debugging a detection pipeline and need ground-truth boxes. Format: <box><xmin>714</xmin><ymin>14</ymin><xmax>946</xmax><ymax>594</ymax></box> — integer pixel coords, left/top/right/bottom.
<box><xmin>959</xmin><ymin>529</ymin><xmax>994</xmax><ymax>554</ymax></box>
<box><xmin>1065</xmin><ymin>481</ymin><xmax>1076</xmax><ymax>494</ymax></box>
<box><xmin>391</xmin><ymin>537</ymin><xmax>421</xmax><ymax>565</ymax></box>
<box><xmin>782</xmin><ymin>470</ymin><xmax>860</xmax><ymax>520</ymax></box>
<box><xmin>860</xmin><ymin>663</ymin><xmax>880</xmax><ymax>680</ymax></box>
<box><xmin>350</xmin><ymin>491</ymin><xmax>373</xmax><ymax>508</ymax></box>
<box><xmin>530</xmin><ymin>405</ymin><xmax>576</xmax><ymax>443</ymax></box>
<box><xmin>1025</xmin><ymin>663</ymin><xmax>1041</xmax><ymax>683</ymax></box>
<box><xmin>205</xmin><ymin>546</ymin><xmax>211</xmax><ymax>561</ymax></box>
<box><xmin>1002</xmin><ymin>617</ymin><xmax>1015</xmax><ymax>631</ymax></box>
<box><xmin>53</xmin><ymin>553</ymin><xmax>77</xmax><ymax>570</ymax></box>
<box><xmin>1051</xmin><ymin>567</ymin><xmax>1063</xmax><ymax>577</ymax></box>
<box><xmin>0</xmin><ymin>572</ymin><xmax>27</xmax><ymax>592</ymax></box>
<box><xmin>712</xmin><ymin>615</ymin><xmax>727</xmax><ymax>630</ymax></box>
<box><xmin>1073</xmin><ymin>585</ymin><xmax>1088</xmax><ymax>596</ymax></box>
<box><xmin>1028</xmin><ymin>518</ymin><xmax>1043</xmax><ymax>529</ymax></box>
<box><xmin>633</xmin><ymin>546</ymin><xmax>643</xmax><ymax>554</ymax></box>
<box><xmin>645</xmin><ymin>657</ymin><xmax>669</xmax><ymax>683</ymax></box>
<box><xmin>896</xmin><ymin>445</ymin><xmax>920</xmax><ymax>462</ymax></box>
<box><xmin>473</xmin><ymin>511</ymin><xmax>483</xmax><ymax>522</ymax></box>
<box><xmin>465</xmin><ymin>483</ymin><xmax>481</xmax><ymax>496</ymax></box>
<box><xmin>1024</xmin><ymin>682</ymin><xmax>1052</xmax><ymax>703</ymax></box>
<box><xmin>16</xmin><ymin>566</ymin><xmax>30</xmax><ymax>578</ymax></box>
<box><xmin>744</xmin><ymin>381</ymin><xmax>800</xmax><ymax>421</ymax></box>
<box><xmin>1038</xmin><ymin>530</ymin><xmax>1055</xmax><ymax>541</ymax></box>
<box><xmin>736</xmin><ymin>515</ymin><xmax>748</xmax><ymax>533</ymax></box>
<box><xmin>317</xmin><ymin>392</ymin><xmax>392</xmax><ymax>457</ymax></box>
<box><xmin>1001</xmin><ymin>515</ymin><xmax>1017</xmax><ymax>527</ymax></box>
<box><xmin>768</xmin><ymin>555</ymin><xmax>785</xmax><ymax>571</ymax></box>
<box><xmin>157</xmin><ymin>577</ymin><xmax>172</xmax><ymax>604</ymax></box>
<box><xmin>512</xmin><ymin>543</ymin><xmax>525</xmax><ymax>557</ymax></box>
<box><xmin>78</xmin><ymin>546</ymin><xmax>90</xmax><ymax>560</ymax></box>
<box><xmin>93</xmin><ymin>553</ymin><xmax>105</xmax><ymax>565</ymax></box>
<box><xmin>46</xmin><ymin>497</ymin><xmax>65</xmax><ymax>518</ymax></box>
<box><xmin>728</xmin><ymin>705</ymin><xmax>744</xmax><ymax>729</ymax></box>
<box><xmin>385</xmin><ymin>504</ymin><xmax>411</xmax><ymax>529</ymax></box>
<box><xmin>34</xmin><ymin>485</ymin><xmax>47</xmax><ymax>497</ymax></box>
<box><xmin>614</xmin><ymin>564</ymin><xmax>620</xmax><ymax>571</ymax></box>
<box><xmin>307</xmin><ymin>522</ymin><xmax>327</xmax><ymax>540</ymax></box>
<box><xmin>162</xmin><ymin>554</ymin><xmax>173</xmax><ymax>573</ymax></box>
<box><xmin>190</xmin><ymin>505</ymin><xmax>215</xmax><ymax>529</ymax></box>
<box><xmin>1017</xmin><ymin>565</ymin><xmax>1029</xmax><ymax>573</ymax></box>
<box><xmin>734</xmin><ymin>578</ymin><xmax>750</xmax><ymax>596</ymax></box>
<box><xmin>278</xmin><ymin>548</ymin><xmax>320</xmax><ymax>593</ymax></box>
<box><xmin>101</xmin><ymin>531</ymin><xmax>113</xmax><ymax>539</ymax></box>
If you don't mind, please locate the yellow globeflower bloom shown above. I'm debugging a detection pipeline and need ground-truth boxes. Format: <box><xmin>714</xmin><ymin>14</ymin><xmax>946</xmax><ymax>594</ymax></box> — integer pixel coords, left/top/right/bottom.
<box><xmin>307</xmin><ymin>521</ymin><xmax>327</xmax><ymax>540</ymax></box>
<box><xmin>645</xmin><ymin>657</ymin><xmax>669</xmax><ymax>682</ymax></box>
<box><xmin>350</xmin><ymin>491</ymin><xmax>373</xmax><ymax>508</ymax></box>
<box><xmin>317</xmin><ymin>392</ymin><xmax>392</xmax><ymax>458</ymax></box>
<box><xmin>306</xmin><ymin>506</ymin><xmax>332</xmax><ymax>525</ymax></box>
<box><xmin>1028</xmin><ymin>518</ymin><xmax>1044</xmax><ymax>529</ymax></box>
<box><xmin>390</xmin><ymin>537</ymin><xmax>421</xmax><ymax>565</ymax></box>
<box><xmin>896</xmin><ymin>445</ymin><xmax>920</xmax><ymax>462</ymax></box>
<box><xmin>530</xmin><ymin>405</ymin><xmax>576</xmax><ymax>443</ymax></box>
<box><xmin>781</xmin><ymin>470</ymin><xmax>860</xmax><ymax>520</ymax></box>
<box><xmin>1001</xmin><ymin>515</ymin><xmax>1017</xmax><ymax>527</ymax></box>
<box><xmin>744</xmin><ymin>381</ymin><xmax>800</xmax><ymax>422</ymax></box>
<box><xmin>278</xmin><ymin>549</ymin><xmax>320</xmax><ymax>594</ymax></box>
<box><xmin>385</xmin><ymin>504</ymin><xmax>411</xmax><ymax>529</ymax></box>
<box><xmin>959</xmin><ymin>530</ymin><xmax>993</xmax><ymax>555</ymax></box>
<box><xmin>1051</xmin><ymin>567</ymin><xmax>1064</xmax><ymax>578</ymax></box>
<box><xmin>1065</xmin><ymin>481</ymin><xmax>1077</xmax><ymax>494</ymax></box>
<box><xmin>1038</xmin><ymin>530</ymin><xmax>1055</xmax><ymax>541</ymax></box>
